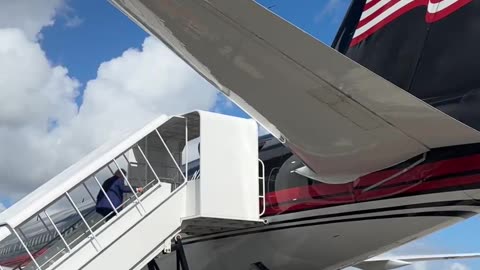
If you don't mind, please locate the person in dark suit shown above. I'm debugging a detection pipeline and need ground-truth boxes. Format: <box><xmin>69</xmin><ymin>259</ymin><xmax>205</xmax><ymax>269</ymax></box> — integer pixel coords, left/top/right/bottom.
<box><xmin>96</xmin><ymin>169</ymin><xmax>143</xmax><ymax>221</ymax></box>
<box><xmin>96</xmin><ymin>170</ymin><xmax>159</xmax><ymax>269</ymax></box>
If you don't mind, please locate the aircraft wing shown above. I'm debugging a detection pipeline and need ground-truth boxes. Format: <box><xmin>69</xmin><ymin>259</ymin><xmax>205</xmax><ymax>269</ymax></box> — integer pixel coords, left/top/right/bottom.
<box><xmin>110</xmin><ymin>0</ymin><xmax>480</xmax><ymax>183</ymax></box>
<box><xmin>355</xmin><ymin>253</ymin><xmax>480</xmax><ymax>270</ymax></box>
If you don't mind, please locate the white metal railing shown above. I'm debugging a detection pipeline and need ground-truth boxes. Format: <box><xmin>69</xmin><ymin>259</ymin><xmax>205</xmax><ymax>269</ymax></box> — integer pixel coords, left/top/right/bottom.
<box><xmin>1</xmin><ymin>117</ymin><xmax>189</xmax><ymax>270</ymax></box>
<box><xmin>259</xmin><ymin>159</ymin><xmax>266</xmax><ymax>216</ymax></box>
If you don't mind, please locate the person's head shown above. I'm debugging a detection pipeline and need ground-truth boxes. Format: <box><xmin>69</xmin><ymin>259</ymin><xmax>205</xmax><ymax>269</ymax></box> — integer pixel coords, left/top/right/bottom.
<box><xmin>114</xmin><ymin>169</ymin><xmax>127</xmax><ymax>178</ymax></box>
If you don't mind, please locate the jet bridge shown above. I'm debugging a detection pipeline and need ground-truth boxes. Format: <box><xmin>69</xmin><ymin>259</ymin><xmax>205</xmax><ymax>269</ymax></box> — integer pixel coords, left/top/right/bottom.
<box><xmin>0</xmin><ymin>111</ymin><xmax>265</xmax><ymax>270</ymax></box>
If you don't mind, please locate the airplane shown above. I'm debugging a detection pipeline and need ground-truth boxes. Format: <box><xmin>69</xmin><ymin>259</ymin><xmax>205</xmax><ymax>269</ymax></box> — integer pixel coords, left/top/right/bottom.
<box><xmin>1</xmin><ymin>134</ymin><xmax>480</xmax><ymax>270</ymax></box>
<box><xmin>355</xmin><ymin>253</ymin><xmax>480</xmax><ymax>269</ymax></box>
<box><xmin>2</xmin><ymin>0</ymin><xmax>480</xmax><ymax>269</ymax></box>
<box><xmin>1</xmin><ymin>133</ymin><xmax>480</xmax><ymax>270</ymax></box>
<box><xmin>108</xmin><ymin>0</ymin><xmax>480</xmax><ymax>269</ymax></box>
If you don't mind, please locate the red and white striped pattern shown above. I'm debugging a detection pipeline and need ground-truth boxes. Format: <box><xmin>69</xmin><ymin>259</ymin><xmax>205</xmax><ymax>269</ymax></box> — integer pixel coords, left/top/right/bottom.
<box><xmin>351</xmin><ymin>0</ymin><xmax>472</xmax><ymax>46</ymax></box>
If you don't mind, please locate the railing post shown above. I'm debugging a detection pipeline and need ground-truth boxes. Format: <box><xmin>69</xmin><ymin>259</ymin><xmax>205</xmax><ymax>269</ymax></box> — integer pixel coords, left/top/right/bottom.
<box><xmin>65</xmin><ymin>192</ymin><xmax>101</xmax><ymax>249</ymax></box>
<box><xmin>113</xmin><ymin>158</ymin><xmax>145</xmax><ymax>213</ymax></box>
<box><xmin>185</xmin><ymin>117</ymin><xmax>188</xmax><ymax>182</ymax></box>
<box><xmin>44</xmin><ymin>211</ymin><xmax>71</xmax><ymax>252</ymax></box>
<box><xmin>154</xmin><ymin>129</ymin><xmax>186</xmax><ymax>180</ymax></box>
<box><xmin>37</xmin><ymin>214</ymin><xmax>53</xmax><ymax>234</ymax></box>
<box><xmin>10</xmin><ymin>227</ymin><xmax>42</xmax><ymax>270</ymax></box>
<box><xmin>136</xmin><ymin>145</ymin><xmax>162</xmax><ymax>185</ymax></box>
<box><xmin>82</xmin><ymin>183</ymin><xmax>96</xmax><ymax>203</ymax></box>
<box><xmin>93</xmin><ymin>175</ymin><xmax>119</xmax><ymax>215</ymax></box>
<box><xmin>106</xmin><ymin>165</ymin><xmax>116</xmax><ymax>176</ymax></box>
<box><xmin>18</xmin><ymin>228</ymin><xmax>29</xmax><ymax>244</ymax></box>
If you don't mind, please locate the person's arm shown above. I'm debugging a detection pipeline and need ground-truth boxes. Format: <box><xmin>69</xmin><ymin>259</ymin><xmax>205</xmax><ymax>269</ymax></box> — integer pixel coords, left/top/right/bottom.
<box><xmin>121</xmin><ymin>184</ymin><xmax>143</xmax><ymax>193</ymax></box>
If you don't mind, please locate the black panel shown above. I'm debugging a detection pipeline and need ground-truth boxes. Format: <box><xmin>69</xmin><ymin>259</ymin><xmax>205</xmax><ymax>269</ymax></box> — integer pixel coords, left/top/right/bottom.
<box><xmin>332</xmin><ymin>1</ymin><xmax>480</xmax><ymax>130</ymax></box>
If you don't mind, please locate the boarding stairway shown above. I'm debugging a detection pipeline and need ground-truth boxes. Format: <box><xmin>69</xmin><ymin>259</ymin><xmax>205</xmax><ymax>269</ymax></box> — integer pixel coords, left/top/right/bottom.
<box><xmin>0</xmin><ymin>111</ymin><xmax>266</xmax><ymax>270</ymax></box>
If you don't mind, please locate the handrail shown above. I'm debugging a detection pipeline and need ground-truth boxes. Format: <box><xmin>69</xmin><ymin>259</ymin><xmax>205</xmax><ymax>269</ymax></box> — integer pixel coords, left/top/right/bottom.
<box><xmin>259</xmin><ymin>159</ymin><xmax>266</xmax><ymax>216</ymax></box>
<box><xmin>10</xmin><ymin>207</ymin><xmax>98</xmax><ymax>270</ymax></box>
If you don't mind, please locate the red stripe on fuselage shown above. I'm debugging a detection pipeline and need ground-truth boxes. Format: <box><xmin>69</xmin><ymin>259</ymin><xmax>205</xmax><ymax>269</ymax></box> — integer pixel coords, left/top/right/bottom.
<box><xmin>264</xmin><ymin>154</ymin><xmax>480</xmax><ymax>216</ymax></box>
<box><xmin>0</xmin><ymin>248</ymin><xmax>47</xmax><ymax>268</ymax></box>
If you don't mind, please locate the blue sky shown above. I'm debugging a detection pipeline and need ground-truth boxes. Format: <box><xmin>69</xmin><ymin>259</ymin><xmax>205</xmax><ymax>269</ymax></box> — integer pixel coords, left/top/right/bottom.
<box><xmin>1</xmin><ymin>0</ymin><xmax>479</xmax><ymax>269</ymax></box>
<box><xmin>38</xmin><ymin>0</ymin><xmax>349</xmax><ymax>116</ymax></box>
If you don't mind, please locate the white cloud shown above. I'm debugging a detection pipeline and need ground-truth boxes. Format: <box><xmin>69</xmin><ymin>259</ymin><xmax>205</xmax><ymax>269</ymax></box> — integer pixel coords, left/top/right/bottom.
<box><xmin>410</xmin><ymin>261</ymin><xmax>472</xmax><ymax>270</ymax></box>
<box><xmin>64</xmin><ymin>15</ymin><xmax>84</xmax><ymax>28</ymax></box>
<box><xmin>0</xmin><ymin>29</ymin><xmax>78</xmax><ymax>128</ymax></box>
<box><xmin>0</xmin><ymin>28</ymin><xmax>79</xmax><ymax>197</ymax></box>
<box><xmin>0</xmin><ymin>0</ymin><xmax>218</xmax><ymax>205</ymax></box>
<box><xmin>58</xmin><ymin>36</ymin><xmax>217</xmax><ymax>147</ymax></box>
<box><xmin>449</xmin><ymin>263</ymin><xmax>470</xmax><ymax>270</ymax></box>
<box><xmin>411</xmin><ymin>262</ymin><xmax>428</xmax><ymax>270</ymax></box>
<box><xmin>361</xmin><ymin>240</ymin><xmax>476</xmax><ymax>270</ymax></box>
<box><xmin>0</xmin><ymin>32</ymin><xmax>217</xmax><ymax>202</ymax></box>
<box><xmin>314</xmin><ymin>0</ymin><xmax>350</xmax><ymax>25</ymax></box>
<box><xmin>0</xmin><ymin>0</ymin><xmax>64</xmax><ymax>40</ymax></box>
<box><xmin>0</xmin><ymin>203</ymin><xmax>5</xmax><ymax>213</ymax></box>
<box><xmin>344</xmin><ymin>260</ymin><xmax>472</xmax><ymax>270</ymax></box>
